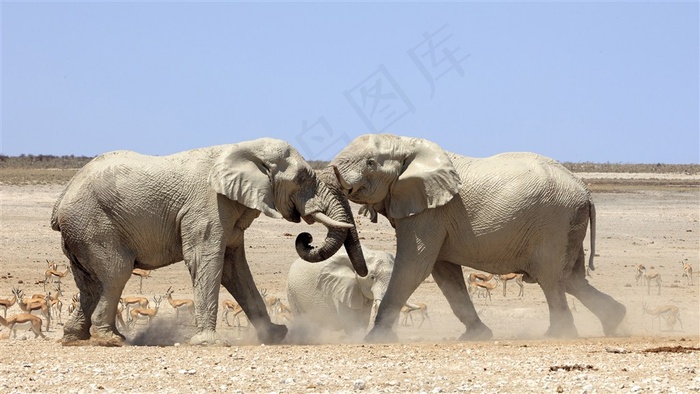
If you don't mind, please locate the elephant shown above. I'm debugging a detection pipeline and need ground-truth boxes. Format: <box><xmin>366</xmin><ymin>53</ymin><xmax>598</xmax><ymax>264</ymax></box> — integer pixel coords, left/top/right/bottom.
<box><xmin>51</xmin><ymin>138</ymin><xmax>367</xmax><ymax>345</ymax></box>
<box><xmin>286</xmin><ymin>248</ymin><xmax>394</xmax><ymax>341</ymax></box>
<box><xmin>331</xmin><ymin>134</ymin><xmax>626</xmax><ymax>342</ymax></box>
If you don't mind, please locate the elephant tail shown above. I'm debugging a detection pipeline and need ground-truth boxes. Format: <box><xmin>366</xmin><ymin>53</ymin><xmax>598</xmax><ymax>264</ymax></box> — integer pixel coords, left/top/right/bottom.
<box><xmin>588</xmin><ymin>200</ymin><xmax>596</xmax><ymax>272</ymax></box>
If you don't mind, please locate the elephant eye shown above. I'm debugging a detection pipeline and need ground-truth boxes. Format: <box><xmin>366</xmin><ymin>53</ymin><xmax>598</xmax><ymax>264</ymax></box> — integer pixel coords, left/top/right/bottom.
<box><xmin>370</xmin><ymin>274</ymin><xmax>376</xmax><ymax>281</ymax></box>
<box><xmin>366</xmin><ymin>158</ymin><xmax>375</xmax><ymax>167</ymax></box>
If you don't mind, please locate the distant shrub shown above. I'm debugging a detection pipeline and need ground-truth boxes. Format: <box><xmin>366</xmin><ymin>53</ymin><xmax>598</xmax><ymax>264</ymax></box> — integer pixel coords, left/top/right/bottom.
<box><xmin>0</xmin><ymin>154</ymin><xmax>93</xmax><ymax>169</ymax></box>
<box><xmin>562</xmin><ymin>162</ymin><xmax>700</xmax><ymax>174</ymax></box>
<box><xmin>0</xmin><ymin>155</ymin><xmax>696</xmax><ymax>175</ymax></box>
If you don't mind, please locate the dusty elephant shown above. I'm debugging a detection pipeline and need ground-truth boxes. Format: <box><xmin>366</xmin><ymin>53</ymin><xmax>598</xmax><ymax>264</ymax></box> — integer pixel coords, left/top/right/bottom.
<box><xmin>51</xmin><ymin>138</ymin><xmax>367</xmax><ymax>345</ymax></box>
<box><xmin>331</xmin><ymin>134</ymin><xmax>626</xmax><ymax>342</ymax></box>
<box><xmin>286</xmin><ymin>248</ymin><xmax>394</xmax><ymax>341</ymax></box>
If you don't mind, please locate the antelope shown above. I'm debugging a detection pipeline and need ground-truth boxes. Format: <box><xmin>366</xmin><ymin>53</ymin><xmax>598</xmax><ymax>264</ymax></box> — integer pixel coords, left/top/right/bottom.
<box><xmin>0</xmin><ymin>288</ymin><xmax>18</xmax><ymax>318</ymax></box>
<box><xmin>497</xmin><ymin>273</ymin><xmax>524</xmax><ymax>297</ymax></box>
<box><xmin>33</xmin><ymin>286</ymin><xmax>64</xmax><ymax>324</ymax></box>
<box><xmin>468</xmin><ymin>272</ymin><xmax>494</xmax><ymax>283</ymax></box>
<box><xmin>642</xmin><ymin>303</ymin><xmax>682</xmax><ymax>331</ymax></box>
<box><xmin>680</xmin><ymin>261</ymin><xmax>693</xmax><ymax>285</ymax></box>
<box><xmin>120</xmin><ymin>296</ymin><xmax>149</xmax><ymax>321</ymax></box>
<box><xmin>164</xmin><ymin>287</ymin><xmax>195</xmax><ymax>324</ymax></box>
<box><xmin>276</xmin><ymin>311</ymin><xmax>294</xmax><ymax>324</ymax></box>
<box><xmin>44</xmin><ymin>265</ymin><xmax>71</xmax><ymax>290</ymax></box>
<box><xmin>46</xmin><ymin>260</ymin><xmax>58</xmax><ymax>271</ymax></box>
<box><xmin>275</xmin><ymin>302</ymin><xmax>294</xmax><ymax>324</ymax></box>
<box><xmin>469</xmin><ymin>279</ymin><xmax>498</xmax><ymax>304</ymax></box>
<box><xmin>641</xmin><ymin>266</ymin><xmax>662</xmax><ymax>295</ymax></box>
<box><xmin>400</xmin><ymin>302</ymin><xmax>431</xmax><ymax>327</ymax></box>
<box><xmin>278</xmin><ymin>301</ymin><xmax>292</xmax><ymax>315</ymax></box>
<box><xmin>13</xmin><ymin>289</ymin><xmax>51</xmax><ymax>331</ymax></box>
<box><xmin>260</xmin><ymin>289</ymin><xmax>282</xmax><ymax>317</ymax></box>
<box><xmin>128</xmin><ymin>296</ymin><xmax>162</xmax><ymax>329</ymax></box>
<box><xmin>221</xmin><ymin>300</ymin><xmax>247</xmax><ymax>328</ymax></box>
<box><xmin>0</xmin><ymin>313</ymin><xmax>46</xmax><ymax>339</ymax></box>
<box><xmin>68</xmin><ymin>292</ymin><xmax>80</xmax><ymax>316</ymax></box>
<box><xmin>131</xmin><ymin>268</ymin><xmax>152</xmax><ymax>293</ymax></box>
<box><xmin>115</xmin><ymin>304</ymin><xmax>126</xmax><ymax>330</ymax></box>
<box><xmin>634</xmin><ymin>264</ymin><xmax>646</xmax><ymax>285</ymax></box>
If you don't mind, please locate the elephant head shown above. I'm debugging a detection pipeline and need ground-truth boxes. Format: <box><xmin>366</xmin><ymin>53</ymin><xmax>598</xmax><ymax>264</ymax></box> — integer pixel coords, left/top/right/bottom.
<box><xmin>318</xmin><ymin>250</ymin><xmax>395</xmax><ymax>312</ymax></box>
<box><xmin>209</xmin><ymin>138</ymin><xmax>367</xmax><ymax>276</ymax></box>
<box><xmin>331</xmin><ymin>134</ymin><xmax>461</xmax><ymax>220</ymax></box>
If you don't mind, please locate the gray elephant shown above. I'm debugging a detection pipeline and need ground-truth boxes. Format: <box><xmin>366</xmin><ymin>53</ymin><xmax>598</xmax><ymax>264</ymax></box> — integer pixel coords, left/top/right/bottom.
<box><xmin>331</xmin><ymin>134</ymin><xmax>626</xmax><ymax>342</ymax></box>
<box><xmin>286</xmin><ymin>248</ymin><xmax>394</xmax><ymax>341</ymax></box>
<box><xmin>51</xmin><ymin>138</ymin><xmax>367</xmax><ymax>345</ymax></box>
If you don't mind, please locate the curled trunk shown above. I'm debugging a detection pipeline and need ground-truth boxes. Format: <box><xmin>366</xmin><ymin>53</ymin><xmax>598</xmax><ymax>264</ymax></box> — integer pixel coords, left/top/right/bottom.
<box><xmin>295</xmin><ymin>166</ymin><xmax>368</xmax><ymax>277</ymax></box>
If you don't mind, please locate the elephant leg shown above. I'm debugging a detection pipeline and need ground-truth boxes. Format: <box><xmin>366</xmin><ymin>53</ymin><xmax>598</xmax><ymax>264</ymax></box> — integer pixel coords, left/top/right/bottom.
<box><xmin>92</xmin><ymin>272</ymin><xmax>131</xmax><ymax>341</ymax></box>
<box><xmin>432</xmin><ymin>261</ymin><xmax>492</xmax><ymax>341</ymax></box>
<box><xmin>221</xmin><ymin>245</ymin><xmax>287</xmax><ymax>344</ymax></box>
<box><xmin>365</xmin><ymin>223</ymin><xmax>443</xmax><ymax>343</ymax></box>
<box><xmin>63</xmin><ymin>254</ymin><xmax>98</xmax><ymax>342</ymax></box>
<box><xmin>540</xmin><ymin>278</ymin><xmax>577</xmax><ymax>338</ymax></box>
<box><xmin>184</xmin><ymin>246</ymin><xmax>225</xmax><ymax>346</ymax></box>
<box><xmin>566</xmin><ymin>250</ymin><xmax>626</xmax><ymax>336</ymax></box>
<box><xmin>63</xmin><ymin>243</ymin><xmax>131</xmax><ymax>343</ymax></box>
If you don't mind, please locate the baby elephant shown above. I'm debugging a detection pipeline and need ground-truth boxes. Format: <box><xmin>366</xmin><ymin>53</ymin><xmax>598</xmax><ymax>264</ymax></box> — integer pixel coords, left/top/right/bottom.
<box><xmin>287</xmin><ymin>248</ymin><xmax>394</xmax><ymax>341</ymax></box>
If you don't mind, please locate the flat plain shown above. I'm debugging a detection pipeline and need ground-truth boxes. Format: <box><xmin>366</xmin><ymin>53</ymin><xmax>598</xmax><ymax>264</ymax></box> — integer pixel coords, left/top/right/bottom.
<box><xmin>0</xmin><ymin>167</ymin><xmax>698</xmax><ymax>393</ymax></box>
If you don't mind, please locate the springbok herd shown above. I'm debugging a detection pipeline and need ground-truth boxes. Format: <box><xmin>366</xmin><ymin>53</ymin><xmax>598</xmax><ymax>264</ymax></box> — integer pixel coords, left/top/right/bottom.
<box><xmin>0</xmin><ymin>258</ymin><xmax>696</xmax><ymax>340</ymax></box>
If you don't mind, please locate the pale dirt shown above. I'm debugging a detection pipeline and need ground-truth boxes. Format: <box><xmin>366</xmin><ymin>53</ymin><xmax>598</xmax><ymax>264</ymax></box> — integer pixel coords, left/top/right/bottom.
<box><xmin>0</xmin><ymin>179</ymin><xmax>699</xmax><ymax>393</ymax></box>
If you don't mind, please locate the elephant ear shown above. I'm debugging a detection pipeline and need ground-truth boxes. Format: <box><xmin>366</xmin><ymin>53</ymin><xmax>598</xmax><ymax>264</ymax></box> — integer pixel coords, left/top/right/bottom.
<box><xmin>209</xmin><ymin>138</ymin><xmax>304</xmax><ymax>219</ymax></box>
<box><xmin>389</xmin><ymin>137</ymin><xmax>461</xmax><ymax>219</ymax></box>
<box><xmin>317</xmin><ymin>258</ymin><xmax>364</xmax><ymax>309</ymax></box>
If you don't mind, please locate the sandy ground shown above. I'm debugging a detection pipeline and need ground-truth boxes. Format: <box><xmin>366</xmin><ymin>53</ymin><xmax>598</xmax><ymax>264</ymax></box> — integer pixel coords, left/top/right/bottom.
<box><xmin>0</xmin><ymin>179</ymin><xmax>698</xmax><ymax>393</ymax></box>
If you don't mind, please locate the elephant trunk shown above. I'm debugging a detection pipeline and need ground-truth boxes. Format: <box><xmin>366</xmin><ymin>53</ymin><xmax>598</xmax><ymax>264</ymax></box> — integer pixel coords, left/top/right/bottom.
<box><xmin>295</xmin><ymin>166</ymin><xmax>368</xmax><ymax>277</ymax></box>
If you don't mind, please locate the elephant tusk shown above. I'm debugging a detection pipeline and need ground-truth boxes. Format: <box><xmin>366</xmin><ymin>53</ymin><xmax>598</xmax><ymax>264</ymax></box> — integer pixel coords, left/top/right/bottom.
<box><xmin>309</xmin><ymin>212</ymin><xmax>354</xmax><ymax>229</ymax></box>
<box><xmin>333</xmin><ymin>165</ymin><xmax>353</xmax><ymax>191</ymax></box>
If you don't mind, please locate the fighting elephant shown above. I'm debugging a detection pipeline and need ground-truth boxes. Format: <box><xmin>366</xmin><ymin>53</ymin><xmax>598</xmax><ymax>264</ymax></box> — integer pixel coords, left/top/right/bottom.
<box><xmin>287</xmin><ymin>248</ymin><xmax>394</xmax><ymax>341</ymax></box>
<box><xmin>331</xmin><ymin>134</ymin><xmax>626</xmax><ymax>342</ymax></box>
<box><xmin>51</xmin><ymin>138</ymin><xmax>367</xmax><ymax>345</ymax></box>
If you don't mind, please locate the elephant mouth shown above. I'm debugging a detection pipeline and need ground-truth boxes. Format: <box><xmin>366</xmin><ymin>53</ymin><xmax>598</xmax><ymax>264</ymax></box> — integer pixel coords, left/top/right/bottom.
<box><xmin>288</xmin><ymin>207</ymin><xmax>302</xmax><ymax>223</ymax></box>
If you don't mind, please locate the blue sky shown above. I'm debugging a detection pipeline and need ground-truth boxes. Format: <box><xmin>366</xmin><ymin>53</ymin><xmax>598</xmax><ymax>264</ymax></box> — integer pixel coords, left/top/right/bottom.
<box><xmin>2</xmin><ymin>2</ymin><xmax>698</xmax><ymax>163</ymax></box>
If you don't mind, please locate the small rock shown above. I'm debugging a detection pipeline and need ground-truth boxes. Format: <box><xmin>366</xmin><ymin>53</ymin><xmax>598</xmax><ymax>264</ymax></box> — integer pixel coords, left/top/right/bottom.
<box><xmin>353</xmin><ymin>380</ymin><xmax>365</xmax><ymax>390</ymax></box>
<box><xmin>605</xmin><ymin>347</ymin><xmax>627</xmax><ymax>354</ymax></box>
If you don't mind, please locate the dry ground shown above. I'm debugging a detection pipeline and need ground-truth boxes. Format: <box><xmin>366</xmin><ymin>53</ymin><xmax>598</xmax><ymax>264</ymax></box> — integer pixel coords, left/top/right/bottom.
<box><xmin>0</xmin><ymin>171</ymin><xmax>698</xmax><ymax>393</ymax></box>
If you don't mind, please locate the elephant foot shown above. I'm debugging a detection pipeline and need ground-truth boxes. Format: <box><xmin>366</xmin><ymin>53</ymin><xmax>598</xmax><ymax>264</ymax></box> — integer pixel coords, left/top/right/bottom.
<box><xmin>63</xmin><ymin>326</ymin><xmax>125</xmax><ymax>347</ymax></box>
<box><xmin>63</xmin><ymin>329</ymin><xmax>91</xmax><ymax>343</ymax></box>
<box><xmin>63</xmin><ymin>318</ymin><xmax>91</xmax><ymax>341</ymax></box>
<box><xmin>459</xmin><ymin>321</ymin><xmax>493</xmax><ymax>341</ymax></box>
<box><xmin>256</xmin><ymin>323</ymin><xmax>288</xmax><ymax>344</ymax></box>
<box><xmin>190</xmin><ymin>330</ymin><xmax>228</xmax><ymax>346</ymax></box>
<box><xmin>364</xmin><ymin>326</ymin><xmax>399</xmax><ymax>343</ymax></box>
<box><xmin>601</xmin><ymin>302</ymin><xmax>627</xmax><ymax>336</ymax></box>
<box><xmin>544</xmin><ymin>322</ymin><xmax>578</xmax><ymax>338</ymax></box>
<box><xmin>92</xmin><ymin>325</ymin><xmax>127</xmax><ymax>342</ymax></box>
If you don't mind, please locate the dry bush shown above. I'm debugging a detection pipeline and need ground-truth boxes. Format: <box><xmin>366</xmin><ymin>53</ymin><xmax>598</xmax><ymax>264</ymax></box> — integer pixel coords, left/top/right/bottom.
<box><xmin>0</xmin><ymin>154</ymin><xmax>92</xmax><ymax>169</ymax></box>
<box><xmin>563</xmin><ymin>162</ymin><xmax>700</xmax><ymax>174</ymax></box>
